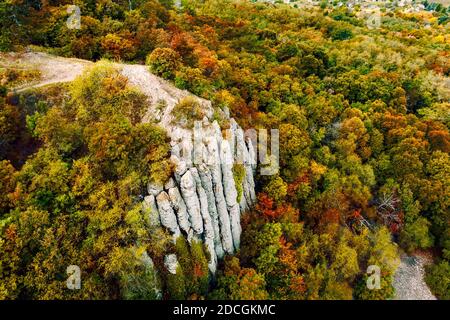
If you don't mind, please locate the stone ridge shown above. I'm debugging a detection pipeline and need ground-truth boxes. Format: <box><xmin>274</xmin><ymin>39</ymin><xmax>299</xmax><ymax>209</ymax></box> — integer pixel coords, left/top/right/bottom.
<box><xmin>143</xmin><ymin>116</ymin><xmax>257</xmax><ymax>274</ymax></box>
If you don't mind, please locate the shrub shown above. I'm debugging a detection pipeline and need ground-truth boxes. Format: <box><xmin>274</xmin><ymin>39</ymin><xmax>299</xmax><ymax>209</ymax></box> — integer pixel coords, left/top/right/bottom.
<box><xmin>166</xmin><ymin>266</ymin><xmax>187</xmax><ymax>299</ymax></box>
<box><xmin>262</xmin><ymin>176</ymin><xmax>288</xmax><ymax>203</ymax></box>
<box><xmin>100</xmin><ymin>33</ymin><xmax>136</xmax><ymax>61</ymax></box>
<box><xmin>233</xmin><ymin>164</ymin><xmax>246</xmax><ymax>203</ymax></box>
<box><xmin>399</xmin><ymin>217</ymin><xmax>434</xmax><ymax>253</ymax></box>
<box><xmin>171</xmin><ymin>96</ymin><xmax>205</xmax><ymax>127</ymax></box>
<box><xmin>0</xmin><ymin>68</ymin><xmax>41</xmax><ymax>88</ymax></box>
<box><xmin>353</xmin><ymin>274</ymin><xmax>395</xmax><ymax>300</ymax></box>
<box><xmin>425</xmin><ymin>261</ymin><xmax>450</xmax><ymax>300</ymax></box>
<box><xmin>146</xmin><ymin>47</ymin><xmax>181</xmax><ymax>80</ymax></box>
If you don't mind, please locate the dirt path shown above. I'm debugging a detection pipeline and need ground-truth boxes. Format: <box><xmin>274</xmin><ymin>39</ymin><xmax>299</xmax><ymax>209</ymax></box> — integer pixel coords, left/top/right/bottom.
<box><xmin>0</xmin><ymin>51</ymin><xmax>213</xmax><ymax>130</ymax></box>
<box><xmin>393</xmin><ymin>252</ymin><xmax>436</xmax><ymax>300</ymax></box>
<box><xmin>0</xmin><ymin>51</ymin><xmax>92</xmax><ymax>92</ymax></box>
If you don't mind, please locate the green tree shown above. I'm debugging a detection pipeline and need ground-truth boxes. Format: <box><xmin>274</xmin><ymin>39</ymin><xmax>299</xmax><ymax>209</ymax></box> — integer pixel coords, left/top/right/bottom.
<box><xmin>146</xmin><ymin>47</ymin><xmax>181</xmax><ymax>80</ymax></box>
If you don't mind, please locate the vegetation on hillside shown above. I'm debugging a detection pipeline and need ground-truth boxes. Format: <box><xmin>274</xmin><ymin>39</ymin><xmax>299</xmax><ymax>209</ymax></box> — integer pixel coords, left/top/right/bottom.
<box><xmin>1</xmin><ymin>0</ymin><xmax>449</xmax><ymax>299</ymax></box>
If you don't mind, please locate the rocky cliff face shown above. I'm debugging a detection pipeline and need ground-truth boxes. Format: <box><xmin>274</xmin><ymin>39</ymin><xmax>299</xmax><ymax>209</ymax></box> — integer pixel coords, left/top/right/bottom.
<box><xmin>143</xmin><ymin>115</ymin><xmax>256</xmax><ymax>274</ymax></box>
<box><xmin>127</xmin><ymin>68</ymin><xmax>257</xmax><ymax>275</ymax></box>
<box><xmin>0</xmin><ymin>51</ymin><xmax>256</xmax><ymax>276</ymax></box>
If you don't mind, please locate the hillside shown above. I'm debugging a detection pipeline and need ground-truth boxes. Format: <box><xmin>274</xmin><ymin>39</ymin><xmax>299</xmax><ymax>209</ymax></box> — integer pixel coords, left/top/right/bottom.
<box><xmin>0</xmin><ymin>0</ymin><xmax>449</xmax><ymax>300</ymax></box>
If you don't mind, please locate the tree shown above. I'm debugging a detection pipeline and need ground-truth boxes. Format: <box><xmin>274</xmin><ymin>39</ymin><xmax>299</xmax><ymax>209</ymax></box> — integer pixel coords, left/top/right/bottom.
<box><xmin>210</xmin><ymin>257</ymin><xmax>268</xmax><ymax>300</ymax></box>
<box><xmin>100</xmin><ymin>33</ymin><xmax>137</xmax><ymax>60</ymax></box>
<box><xmin>262</xmin><ymin>176</ymin><xmax>288</xmax><ymax>203</ymax></box>
<box><xmin>0</xmin><ymin>160</ymin><xmax>15</xmax><ymax>215</ymax></box>
<box><xmin>0</xmin><ymin>60</ymin><xmax>173</xmax><ymax>299</ymax></box>
<box><xmin>353</xmin><ymin>273</ymin><xmax>395</xmax><ymax>300</ymax></box>
<box><xmin>425</xmin><ymin>261</ymin><xmax>450</xmax><ymax>300</ymax></box>
<box><xmin>0</xmin><ymin>103</ymin><xmax>20</xmax><ymax>158</ymax></box>
<box><xmin>71</xmin><ymin>62</ymin><xmax>148</xmax><ymax>125</ymax></box>
<box><xmin>146</xmin><ymin>47</ymin><xmax>181</xmax><ymax>80</ymax></box>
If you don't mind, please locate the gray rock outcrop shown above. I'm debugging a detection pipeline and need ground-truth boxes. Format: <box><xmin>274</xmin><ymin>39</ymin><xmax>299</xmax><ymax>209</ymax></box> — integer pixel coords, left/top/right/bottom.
<box><xmin>142</xmin><ymin>102</ymin><xmax>256</xmax><ymax>274</ymax></box>
<box><xmin>168</xmin><ymin>186</ymin><xmax>191</xmax><ymax>235</ymax></box>
<box><xmin>156</xmin><ymin>191</ymin><xmax>181</xmax><ymax>238</ymax></box>
<box><xmin>164</xmin><ymin>254</ymin><xmax>179</xmax><ymax>275</ymax></box>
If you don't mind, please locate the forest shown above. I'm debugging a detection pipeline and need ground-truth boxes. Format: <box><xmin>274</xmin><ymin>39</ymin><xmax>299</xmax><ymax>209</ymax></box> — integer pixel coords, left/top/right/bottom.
<box><xmin>0</xmin><ymin>0</ymin><xmax>449</xmax><ymax>300</ymax></box>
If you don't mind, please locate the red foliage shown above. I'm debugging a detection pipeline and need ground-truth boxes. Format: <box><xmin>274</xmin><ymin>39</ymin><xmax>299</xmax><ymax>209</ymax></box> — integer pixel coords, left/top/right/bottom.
<box><xmin>428</xmin><ymin>129</ymin><xmax>450</xmax><ymax>153</ymax></box>
<box><xmin>255</xmin><ymin>193</ymin><xmax>299</xmax><ymax>222</ymax></box>
<box><xmin>278</xmin><ymin>237</ymin><xmax>297</xmax><ymax>271</ymax></box>
<box><xmin>193</xmin><ymin>263</ymin><xmax>205</xmax><ymax>278</ymax></box>
<box><xmin>351</xmin><ymin>209</ymin><xmax>362</xmax><ymax>219</ymax></box>
<box><xmin>278</xmin><ymin>237</ymin><xmax>306</xmax><ymax>297</ymax></box>
<box><xmin>199</xmin><ymin>57</ymin><xmax>218</xmax><ymax>76</ymax></box>
<box><xmin>255</xmin><ymin>193</ymin><xmax>282</xmax><ymax>220</ymax></box>
<box><xmin>289</xmin><ymin>275</ymin><xmax>306</xmax><ymax>295</ymax></box>
<box><xmin>287</xmin><ymin>173</ymin><xmax>310</xmax><ymax>197</ymax></box>
<box><xmin>5</xmin><ymin>225</ymin><xmax>17</xmax><ymax>241</ymax></box>
<box><xmin>324</xmin><ymin>208</ymin><xmax>341</xmax><ymax>224</ymax></box>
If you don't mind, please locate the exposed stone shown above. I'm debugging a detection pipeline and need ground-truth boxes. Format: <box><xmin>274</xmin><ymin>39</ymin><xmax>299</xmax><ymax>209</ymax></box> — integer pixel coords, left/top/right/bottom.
<box><xmin>180</xmin><ymin>170</ymin><xmax>204</xmax><ymax>235</ymax></box>
<box><xmin>180</xmin><ymin>134</ymin><xmax>194</xmax><ymax>168</ymax></box>
<box><xmin>146</xmin><ymin>115</ymin><xmax>255</xmax><ymax>273</ymax></box>
<box><xmin>190</xmin><ymin>168</ymin><xmax>214</xmax><ymax>241</ymax></box>
<box><xmin>143</xmin><ymin>195</ymin><xmax>161</xmax><ymax>228</ymax></box>
<box><xmin>235</xmin><ymin>126</ymin><xmax>253</xmax><ymax>211</ymax></box>
<box><xmin>168</xmin><ymin>186</ymin><xmax>191</xmax><ymax>235</ymax></box>
<box><xmin>220</xmin><ymin>139</ymin><xmax>238</xmax><ymax>207</ymax></box>
<box><xmin>147</xmin><ymin>182</ymin><xmax>163</xmax><ymax>196</ymax></box>
<box><xmin>197</xmin><ymin>164</ymin><xmax>224</xmax><ymax>259</ymax></box>
<box><xmin>193</xmin><ymin>121</ymin><xmax>207</xmax><ymax>165</ymax></box>
<box><xmin>246</xmin><ymin>137</ymin><xmax>257</xmax><ymax>202</ymax></box>
<box><xmin>171</xmin><ymin>154</ymin><xmax>187</xmax><ymax>183</ymax></box>
<box><xmin>228</xmin><ymin>204</ymin><xmax>241</xmax><ymax>250</ymax></box>
<box><xmin>141</xmin><ymin>251</ymin><xmax>154</xmax><ymax>268</ymax></box>
<box><xmin>245</xmin><ymin>164</ymin><xmax>257</xmax><ymax>203</ymax></box>
<box><xmin>191</xmin><ymin>167</ymin><xmax>217</xmax><ymax>273</ymax></box>
<box><xmin>165</xmin><ymin>177</ymin><xmax>176</xmax><ymax>190</ymax></box>
<box><xmin>228</xmin><ymin>118</ymin><xmax>238</xmax><ymax>159</ymax></box>
<box><xmin>393</xmin><ymin>252</ymin><xmax>435</xmax><ymax>300</ymax></box>
<box><xmin>204</xmin><ymin>135</ymin><xmax>234</xmax><ymax>255</ymax></box>
<box><xmin>164</xmin><ymin>254</ymin><xmax>179</xmax><ymax>275</ymax></box>
<box><xmin>247</xmin><ymin>135</ymin><xmax>257</xmax><ymax>170</ymax></box>
<box><xmin>220</xmin><ymin>138</ymin><xmax>241</xmax><ymax>250</ymax></box>
<box><xmin>156</xmin><ymin>191</ymin><xmax>180</xmax><ymax>238</ymax></box>
<box><xmin>239</xmin><ymin>190</ymin><xmax>251</xmax><ymax>213</ymax></box>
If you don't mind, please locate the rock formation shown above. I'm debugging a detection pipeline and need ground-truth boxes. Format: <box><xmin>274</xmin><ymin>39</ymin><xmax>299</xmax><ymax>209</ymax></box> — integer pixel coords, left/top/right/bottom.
<box><xmin>142</xmin><ymin>104</ymin><xmax>257</xmax><ymax>274</ymax></box>
<box><xmin>120</xmin><ymin>57</ymin><xmax>259</xmax><ymax>275</ymax></box>
<box><xmin>164</xmin><ymin>254</ymin><xmax>179</xmax><ymax>275</ymax></box>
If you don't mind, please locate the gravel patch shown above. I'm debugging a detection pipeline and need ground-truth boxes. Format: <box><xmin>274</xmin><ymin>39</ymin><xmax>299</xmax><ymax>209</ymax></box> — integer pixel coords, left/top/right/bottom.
<box><xmin>0</xmin><ymin>51</ymin><xmax>215</xmax><ymax>131</ymax></box>
<box><xmin>393</xmin><ymin>252</ymin><xmax>436</xmax><ymax>300</ymax></box>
